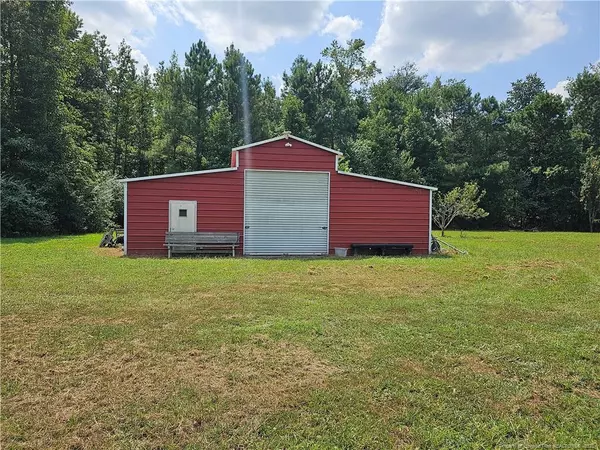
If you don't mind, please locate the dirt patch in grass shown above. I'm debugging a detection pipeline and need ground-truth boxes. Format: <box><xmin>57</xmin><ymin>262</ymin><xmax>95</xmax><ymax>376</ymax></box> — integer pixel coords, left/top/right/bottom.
<box><xmin>486</xmin><ymin>258</ymin><xmax>563</xmax><ymax>272</ymax></box>
<box><xmin>486</xmin><ymin>264</ymin><xmax>512</xmax><ymax>271</ymax></box>
<box><xmin>574</xmin><ymin>387</ymin><xmax>600</xmax><ymax>400</ymax></box>
<box><xmin>227</xmin><ymin>264</ymin><xmax>448</xmax><ymax>301</ymax></box>
<box><xmin>1</xmin><ymin>313</ymin><xmax>135</xmax><ymax>333</ymax></box>
<box><xmin>432</xmin><ymin>354</ymin><xmax>499</xmax><ymax>379</ymax></box>
<box><xmin>519</xmin><ymin>382</ymin><xmax>562</xmax><ymax>415</ymax></box>
<box><xmin>490</xmin><ymin>380</ymin><xmax>562</xmax><ymax>416</ymax></box>
<box><xmin>457</xmin><ymin>355</ymin><xmax>499</xmax><ymax>376</ymax></box>
<box><xmin>2</xmin><ymin>335</ymin><xmax>339</xmax><ymax>448</ymax></box>
<box><xmin>396</xmin><ymin>358</ymin><xmax>428</xmax><ymax>376</ymax></box>
<box><xmin>521</xmin><ymin>259</ymin><xmax>562</xmax><ymax>269</ymax></box>
<box><xmin>91</xmin><ymin>247</ymin><xmax>123</xmax><ymax>258</ymax></box>
<box><xmin>304</xmin><ymin>265</ymin><xmax>449</xmax><ymax>298</ymax></box>
<box><xmin>391</xmin><ymin>425</ymin><xmax>414</xmax><ymax>447</ymax></box>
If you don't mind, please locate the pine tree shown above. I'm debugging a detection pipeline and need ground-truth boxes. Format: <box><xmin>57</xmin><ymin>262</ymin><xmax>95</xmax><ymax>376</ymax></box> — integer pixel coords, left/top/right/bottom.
<box><xmin>111</xmin><ymin>40</ymin><xmax>137</xmax><ymax>177</ymax></box>
<box><xmin>183</xmin><ymin>40</ymin><xmax>221</xmax><ymax>170</ymax></box>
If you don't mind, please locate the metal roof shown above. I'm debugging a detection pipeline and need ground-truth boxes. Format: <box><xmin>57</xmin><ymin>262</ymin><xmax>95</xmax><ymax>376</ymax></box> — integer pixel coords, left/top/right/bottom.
<box><xmin>119</xmin><ymin>167</ymin><xmax>237</xmax><ymax>183</ymax></box>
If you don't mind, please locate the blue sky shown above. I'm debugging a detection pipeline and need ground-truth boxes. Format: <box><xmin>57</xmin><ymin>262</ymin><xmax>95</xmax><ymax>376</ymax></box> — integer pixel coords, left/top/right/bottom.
<box><xmin>73</xmin><ymin>1</ymin><xmax>599</xmax><ymax>99</ymax></box>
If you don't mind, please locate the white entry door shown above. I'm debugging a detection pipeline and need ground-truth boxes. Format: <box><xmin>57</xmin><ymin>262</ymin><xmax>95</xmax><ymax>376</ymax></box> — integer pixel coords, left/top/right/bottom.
<box><xmin>244</xmin><ymin>170</ymin><xmax>329</xmax><ymax>255</ymax></box>
<box><xmin>169</xmin><ymin>200</ymin><xmax>197</xmax><ymax>232</ymax></box>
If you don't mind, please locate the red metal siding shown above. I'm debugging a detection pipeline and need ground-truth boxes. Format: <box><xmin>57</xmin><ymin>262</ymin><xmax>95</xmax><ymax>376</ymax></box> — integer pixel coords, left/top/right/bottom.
<box><xmin>330</xmin><ymin>173</ymin><xmax>430</xmax><ymax>255</ymax></box>
<box><xmin>127</xmin><ymin>171</ymin><xmax>243</xmax><ymax>256</ymax></box>
<box><xmin>126</xmin><ymin>137</ymin><xmax>431</xmax><ymax>256</ymax></box>
<box><xmin>237</xmin><ymin>140</ymin><xmax>337</xmax><ymax>172</ymax></box>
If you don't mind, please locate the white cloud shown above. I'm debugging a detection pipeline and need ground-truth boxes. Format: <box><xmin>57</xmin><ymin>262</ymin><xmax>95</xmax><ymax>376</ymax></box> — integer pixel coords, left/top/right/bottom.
<box><xmin>174</xmin><ymin>0</ymin><xmax>333</xmax><ymax>53</ymax></box>
<box><xmin>549</xmin><ymin>79</ymin><xmax>569</xmax><ymax>98</ymax></box>
<box><xmin>71</xmin><ymin>0</ymin><xmax>336</xmax><ymax>71</ymax></box>
<box><xmin>72</xmin><ymin>0</ymin><xmax>156</xmax><ymax>71</ymax></box>
<box><xmin>321</xmin><ymin>14</ymin><xmax>362</xmax><ymax>42</ymax></box>
<box><xmin>369</xmin><ymin>0</ymin><xmax>568</xmax><ymax>73</ymax></box>
<box><xmin>131</xmin><ymin>49</ymin><xmax>154</xmax><ymax>74</ymax></box>
<box><xmin>270</xmin><ymin>74</ymin><xmax>284</xmax><ymax>97</ymax></box>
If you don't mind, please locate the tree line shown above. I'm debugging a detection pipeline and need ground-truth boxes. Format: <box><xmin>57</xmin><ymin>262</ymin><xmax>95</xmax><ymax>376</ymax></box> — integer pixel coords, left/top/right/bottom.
<box><xmin>1</xmin><ymin>0</ymin><xmax>599</xmax><ymax>236</ymax></box>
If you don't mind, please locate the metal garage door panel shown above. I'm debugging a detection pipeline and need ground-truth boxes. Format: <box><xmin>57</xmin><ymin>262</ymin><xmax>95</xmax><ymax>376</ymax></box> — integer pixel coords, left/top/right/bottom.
<box><xmin>244</xmin><ymin>170</ymin><xmax>329</xmax><ymax>255</ymax></box>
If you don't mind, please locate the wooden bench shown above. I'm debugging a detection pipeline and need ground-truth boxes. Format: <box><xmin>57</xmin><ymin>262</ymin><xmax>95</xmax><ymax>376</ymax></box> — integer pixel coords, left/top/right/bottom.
<box><xmin>350</xmin><ymin>243</ymin><xmax>414</xmax><ymax>256</ymax></box>
<box><xmin>164</xmin><ymin>232</ymin><xmax>240</xmax><ymax>258</ymax></box>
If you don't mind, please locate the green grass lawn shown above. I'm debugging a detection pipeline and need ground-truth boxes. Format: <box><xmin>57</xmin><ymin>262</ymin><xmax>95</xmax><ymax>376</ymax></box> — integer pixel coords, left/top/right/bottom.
<box><xmin>1</xmin><ymin>232</ymin><xmax>599</xmax><ymax>449</ymax></box>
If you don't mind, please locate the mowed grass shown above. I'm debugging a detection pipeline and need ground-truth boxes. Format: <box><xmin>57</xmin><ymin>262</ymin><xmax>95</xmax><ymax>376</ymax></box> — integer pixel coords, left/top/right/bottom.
<box><xmin>1</xmin><ymin>232</ymin><xmax>599</xmax><ymax>449</ymax></box>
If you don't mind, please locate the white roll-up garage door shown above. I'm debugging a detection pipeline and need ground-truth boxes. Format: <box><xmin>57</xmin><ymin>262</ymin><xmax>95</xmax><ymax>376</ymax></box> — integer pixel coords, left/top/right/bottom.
<box><xmin>244</xmin><ymin>170</ymin><xmax>329</xmax><ymax>255</ymax></box>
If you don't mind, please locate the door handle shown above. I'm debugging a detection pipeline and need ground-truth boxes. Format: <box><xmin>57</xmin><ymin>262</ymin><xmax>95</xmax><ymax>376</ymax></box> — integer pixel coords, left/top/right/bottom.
<box><xmin>321</xmin><ymin>226</ymin><xmax>328</xmax><ymax>230</ymax></box>
<box><xmin>245</xmin><ymin>225</ymin><xmax>250</xmax><ymax>229</ymax></box>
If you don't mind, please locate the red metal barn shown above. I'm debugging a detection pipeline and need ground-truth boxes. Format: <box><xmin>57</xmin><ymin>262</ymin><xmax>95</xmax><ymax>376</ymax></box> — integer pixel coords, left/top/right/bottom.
<box><xmin>121</xmin><ymin>134</ymin><xmax>437</xmax><ymax>256</ymax></box>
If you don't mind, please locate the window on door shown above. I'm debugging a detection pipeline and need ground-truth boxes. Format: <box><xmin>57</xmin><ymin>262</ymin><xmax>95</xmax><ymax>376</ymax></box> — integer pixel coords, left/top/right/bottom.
<box><xmin>169</xmin><ymin>200</ymin><xmax>197</xmax><ymax>232</ymax></box>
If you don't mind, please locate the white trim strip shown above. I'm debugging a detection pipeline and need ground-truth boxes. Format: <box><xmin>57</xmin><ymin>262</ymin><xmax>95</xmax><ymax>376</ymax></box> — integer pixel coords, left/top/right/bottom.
<box><xmin>232</xmin><ymin>135</ymin><xmax>287</xmax><ymax>151</ymax></box>
<box><xmin>241</xmin><ymin>168</ymin><xmax>331</xmax><ymax>174</ymax></box>
<box><xmin>118</xmin><ymin>167</ymin><xmax>238</xmax><ymax>183</ymax></box>
<box><xmin>287</xmin><ymin>135</ymin><xmax>343</xmax><ymax>155</ymax></box>
<box><xmin>337</xmin><ymin>171</ymin><xmax>438</xmax><ymax>191</ymax></box>
<box><xmin>326</xmin><ymin>171</ymin><xmax>331</xmax><ymax>255</ymax></box>
<box><xmin>123</xmin><ymin>182</ymin><xmax>128</xmax><ymax>255</ymax></box>
<box><xmin>231</xmin><ymin>134</ymin><xmax>343</xmax><ymax>156</ymax></box>
<box><xmin>429</xmin><ymin>189</ymin><xmax>433</xmax><ymax>254</ymax></box>
<box><xmin>243</xmin><ymin>170</ymin><xmax>247</xmax><ymax>255</ymax></box>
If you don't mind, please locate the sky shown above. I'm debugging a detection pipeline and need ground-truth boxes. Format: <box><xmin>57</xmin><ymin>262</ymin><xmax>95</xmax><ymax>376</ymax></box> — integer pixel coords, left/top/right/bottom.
<box><xmin>72</xmin><ymin>0</ymin><xmax>600</xmax><ymax>99</ymax></box>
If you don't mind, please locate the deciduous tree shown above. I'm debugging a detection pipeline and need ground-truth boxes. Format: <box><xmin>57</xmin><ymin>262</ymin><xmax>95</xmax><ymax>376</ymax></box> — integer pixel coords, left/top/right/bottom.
<box><xmin>433</xmin><ymin>183</ymin><xmax>489</xmax><ymax>236</ymax></box>
<box><xmin>580</xmin><ymin>153</ymin><xmax>600</xmax><ymax>232</ymax></box>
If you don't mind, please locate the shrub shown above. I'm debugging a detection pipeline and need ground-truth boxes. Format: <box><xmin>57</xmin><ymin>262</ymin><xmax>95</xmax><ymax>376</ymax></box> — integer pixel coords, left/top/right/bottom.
<box><xmin>0</xmin><ymin>175</ymin><xmax>56</xmax><ymax>236</ymax></box>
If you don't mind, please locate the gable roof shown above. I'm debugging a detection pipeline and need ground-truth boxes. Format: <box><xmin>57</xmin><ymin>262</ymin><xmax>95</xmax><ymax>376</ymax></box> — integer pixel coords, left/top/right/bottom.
<box><xmin>119</xmin><ymin>167</ymin><xmax>237</xmax><ymax>183</ymax></box>
<box><xmin>231</xmin><ymin>133</ymin><xmax>343</xmax><ymax>156</ymax></box>
<box><xmin>119</xmin><ymin>133</ymin><xmax>437</xmax><ymax>191</ymax></box>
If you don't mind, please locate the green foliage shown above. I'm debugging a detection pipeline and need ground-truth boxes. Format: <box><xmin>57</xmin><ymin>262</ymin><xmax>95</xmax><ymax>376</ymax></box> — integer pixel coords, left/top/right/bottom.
<box><xmin>506</xmin><ymin>73</ymin><xmax>546</xmax><ymax>112</ymax></box>
<box><xmin>1</xmin><ymin>0</ymin><xmax>598</xmax><ymax>235</ymax></box>
<box><xmin>568</xmin><ymin>62</ymin><xmax>600</xmax><ymax>150</ymax></box>
<box><xmin>507</xmin><ymin>92</ymin><xmax>580</xmax><ymax>229</ymax></box>
<box><xmin>222</xmin><ymin>45</ymin><xmax>263</xmax><ymax>145</ymax></box>
<box><xmin>433</xmin><ymin>182</ymin><xmax>489</xmax><ymax>236</ymax></box>
<box><xmin>85</xmin><ymin>171</ymin><xmax>123</xmax><ymax>231</ymax></box>
<box><xmin>132</xmin><ymin>65</ymin><xmax>154</xmax><ymax>176</ymax></box>
<box><xmin>0</xmin><ymin>176</ymin><xmax>55</xmax><ymax>236</ymax></box>
<box><xmin>321</xmin><ymin>39</ymin><xmax>380</xmax><ymax>89</ymax></box>
<box><xmin>281</xmin><ymin>95</ymin><xmax>308</xmax><ymax>138</ymax></box>
<box><xmin>151</xmin><ymin>53</ymin><xmax>193</xmax><ymax>174</ymax></box>
<box><xmin>111</xmin><ymin>40</ymin><xmax>138</xmax><ymax>177</ymax></box>
<box><xmin>183</xmin><ymin>40</ymin><xmax>221</xmax><ymax>169</ymax></box>
<box><xmin>205</xmin><ymin>101</ymin><xmax>234</xmax><ymax>168</ymax></box>
<box><xmin>255</xmin><ymin>79</ymin><xmax>282</xmax><ymax>139</ymax></box>
<box><xmin>336</xmin><ymin>155</ymin><xmax>351</xmax><ymax>172</ymax></box>
<box><xmin>348</xmin><ymin>112</ymin><xmax>424</xmax><ymax>184</ymax></box>
<box><xmin>580</xmin><ymin>152</ymin><xmax>600</xmax><ymax>231</ymax></box>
